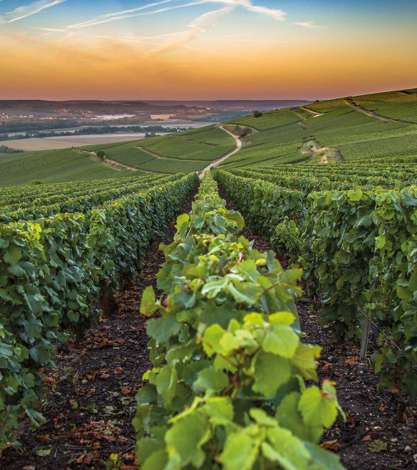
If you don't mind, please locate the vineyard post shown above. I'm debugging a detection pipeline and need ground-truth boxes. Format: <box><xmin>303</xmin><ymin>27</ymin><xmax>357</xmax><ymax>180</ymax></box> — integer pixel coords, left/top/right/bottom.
<box><xmin>360</xmin><ymin>312</ymin><xmax>371</xmax><ymax>361</ymax></box>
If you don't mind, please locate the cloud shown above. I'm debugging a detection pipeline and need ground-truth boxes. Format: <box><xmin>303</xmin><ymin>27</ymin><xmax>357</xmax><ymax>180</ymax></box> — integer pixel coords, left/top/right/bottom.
<box><xmin>154</xmin><ymin>5</ymin><xmax>233</xmax><ymax>53</ymax></box>
<box><xmin>67</xmin><ymin>0</ymin><xmax>286</xmax><ymax>30</ymax></box>
<box><xmin>294</xmin><ymin>21</ymin><xmax>323</xmax><ymax>29</ymax></box>
<box><xmin>0</xmin><ymin>0</ymin><xmax>65</xmax><ymax>24</ymax></box>
<box><xmin>67</xmin><ymin>0</ymin><xmax>180</xmax><ymax>30</ymax></box>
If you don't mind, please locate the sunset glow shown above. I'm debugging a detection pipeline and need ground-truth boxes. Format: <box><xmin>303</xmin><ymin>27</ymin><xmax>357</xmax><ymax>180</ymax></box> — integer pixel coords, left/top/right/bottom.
<box><xmin>1</xmin><ymin>0</ymin><xmax>417</xmax><ymax>99</ymax></box>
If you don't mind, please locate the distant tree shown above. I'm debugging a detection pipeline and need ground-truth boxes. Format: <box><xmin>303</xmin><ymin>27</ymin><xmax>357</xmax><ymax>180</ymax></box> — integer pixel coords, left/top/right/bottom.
<box><xmin>253</xmin><ymin>110</ymin><xmax>263</xmax><ymax>118</ymax></box>
<box><xmin>97</xmin><ymin>150</ymin><xmax>106</xmax><ymax>161</ymax></box>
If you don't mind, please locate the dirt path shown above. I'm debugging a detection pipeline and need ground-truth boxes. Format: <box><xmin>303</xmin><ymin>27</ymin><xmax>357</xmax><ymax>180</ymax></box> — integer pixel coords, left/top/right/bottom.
<box><xmin>200</xmin><ymin>125</ymin><xmax>242</xmax><ymax>177</ymax></box>
<box><xmin>300</xmin><ymin>106</ymin><xmax>323</xmax><ymax>118</ymax></box>
<box><xmin>77</xmin><ymin>149</ymin><xmax>138</xmax><ymax>172</ymax></box>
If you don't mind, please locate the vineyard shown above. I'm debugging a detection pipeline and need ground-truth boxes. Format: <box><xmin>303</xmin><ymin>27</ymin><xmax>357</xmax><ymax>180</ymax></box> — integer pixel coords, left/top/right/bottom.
<box><xmin>0</xmin><ymin>89</ymin><xmax>417</xmax><ymax>469</ymax></box>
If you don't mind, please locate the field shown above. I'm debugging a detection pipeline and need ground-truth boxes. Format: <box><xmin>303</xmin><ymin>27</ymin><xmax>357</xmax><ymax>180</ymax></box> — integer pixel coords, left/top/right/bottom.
<box><xmin>1</xmin><ymin>89</ymin><xmax>417</xmax><ymax>469</ymax></box>
<box><xmin>1</xmin><ymin>133</ymin><xmax>147</xmax><ymax>151</ymax></box>
<box><xmin>0</xmin><ymin>126</ymin><xmax>234</xmax><ymax>185</ymax></box>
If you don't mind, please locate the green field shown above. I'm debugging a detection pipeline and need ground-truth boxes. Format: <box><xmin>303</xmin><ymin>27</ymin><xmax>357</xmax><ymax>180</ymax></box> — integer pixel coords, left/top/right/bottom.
<box><xmin>0</xmin><ymin>126</ymin><xmax>234</xmax><ymax>185</ymax></box>
<box><xmin>0</xmin><ymin>148</ymin><xmax>131</xmax><ymax>186</ymax></box>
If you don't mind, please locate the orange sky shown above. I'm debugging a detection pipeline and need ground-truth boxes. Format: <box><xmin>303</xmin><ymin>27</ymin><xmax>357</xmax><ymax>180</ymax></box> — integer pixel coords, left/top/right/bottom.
<box><xmin>1</xmin><ymin>0</ymin><xmax>417</xmax><ymax>99</ymax></box>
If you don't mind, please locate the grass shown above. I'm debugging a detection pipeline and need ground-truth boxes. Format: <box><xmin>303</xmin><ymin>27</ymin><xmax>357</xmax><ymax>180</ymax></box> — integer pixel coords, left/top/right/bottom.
<box><xmin>230</xmin><ymin>109</ymin><xmax>299</xmax><ymax>130</ymax></box>
<box><xmin>138</xmin><ymin>126</ymin><xmax>234</xmax><ymax>162</ymax></box>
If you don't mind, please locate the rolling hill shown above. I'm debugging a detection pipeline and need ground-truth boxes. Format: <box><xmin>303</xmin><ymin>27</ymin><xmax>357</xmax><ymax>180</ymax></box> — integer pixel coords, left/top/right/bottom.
<box><xmin>0</xmin><ymin>88</ymin><xmax>416</xmax><ymax>186</ymax></box>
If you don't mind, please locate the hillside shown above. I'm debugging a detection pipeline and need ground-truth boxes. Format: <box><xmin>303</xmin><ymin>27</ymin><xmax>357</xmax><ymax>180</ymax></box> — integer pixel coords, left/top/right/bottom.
<box><xmin>1</xmin><ymin>88</ymin><xmax>416</xmax><ymax>186</ymax></box>
<box><xmin>222</xmin><ymin>88</ymin><xmax>417</xmax><ymax>168</ymax></box>
<box><xmin>0</xmin><ymin>125</ymin><xmax>235</xmax><ymax>185</ymax></box>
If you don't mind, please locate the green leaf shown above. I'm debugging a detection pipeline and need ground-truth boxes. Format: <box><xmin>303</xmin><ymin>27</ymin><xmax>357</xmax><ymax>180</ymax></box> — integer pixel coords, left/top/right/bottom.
<box><xmin>4</xmin><ymin>246</ymin><xmax>22</xmax><ymax>265</ymax></box>
<box><xmin>154</xmin><ymin>365</ymin><xmax>177</xmax><ymax>406</ymax></box>
<box><xmin>262</xmin><ymin>325</ymin><xmax>299</xmax><ymax>358</ymax></box>
<box><xmin>298</xmin><ymin>385</ymin><xmax>338</xmax><ymax>439</ymax></box>
<box><xmin>193</xmin><ymin>366</ymin><xmax>228</xmax><ymax>393</ymax></box>
<box><xmin>202</xmin><ymin>324</ymin><xmax>226</xmax><ymax>357</ymax></box>
<box><xmin>347</xmin><ymin>188</ymin><xmax>363</xmax><ymax>202</ymax></box>
<box><xmin>219</xmin><ymin>331</ymin><xmax>241</xmax><ymax>354</ymax></box>
<box><xmin>201</xmin><ymin>278</ymin><xmax>228</xmax><ymax>299</ymax></box>
<box><xmin>291</xmin><ymin>344</ymin><xmax>321</xmax><ymax>380</ymax></box>
<box><xmin>227</xmin><ymin>282</ymin><xmax>260</xmax><ymax>305</ymax></box>
<box><xmin>253</xmin><ymin>352</ymin><xmax>292</xmax><ymax>397</ymax></box>
<box><xmin>142</xmin><ymin>449</ymin><xmax>168</xmax><ymax>470</ymax></box>
<box><xmin>202</xmin><ymin>397</ymin><xmax>233</xmax><ymax>425</ymax></box>
<box><xmin>175</xmin><ymin>213</ymin><xmax>190</xmax><ymax>230</ymax></box>
<box><xmin>276</xmin><ymin>392</ymin><xmax>310</xmax><ymax>441</ymax></box>
<box><xmin>136</xmin><ymin>438</ymin><xmax>164</xmax><ymax>465</ymax></box>
<box><xmin>375</xmin><ymin>235</ymin><xmax>386</xmax><ymax>250</ymax></box>
<box><xmin>263</xmin><ymin>427</ymin><xmax>310</xmax><ymax>470</ymax></box>
<box><xmin>147</xmin><ymin>316</ymin><xmax>181</xmax><ymax>345</ymax></box>
<box><xmin>140</xmin><ymin>286</ymin><xmax>157</xmax><ymax>317</ymax></box>
<box><xmin>303</xmin><ymin>442</ymin><xmax>345</xmax><ymax>470</ymax></box>
<box><xmin>219</xmin><ymin>430</ymin><xmax>258</xmax><ymax>470</ymax></box>
<box><xmin>249</xmin><ymin>408</ymin><xmax>277</xmax><ymax>427</ymax></box>
<box><xmin>269</xmin><ymin>311</ymin><xmax>296</xmax><ymax>326</ymax></box>
<box><xmin>165</xmin><ymin>412</ymin><xmax>210</xmax><ymax>467</ymax></box>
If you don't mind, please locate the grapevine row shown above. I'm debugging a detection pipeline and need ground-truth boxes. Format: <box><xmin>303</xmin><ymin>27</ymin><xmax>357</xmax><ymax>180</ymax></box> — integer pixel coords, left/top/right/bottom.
<box><xmin>0</xmin><ymin>173</ymin><xmax>199</xmax><ymax>450</ymax></box>
<box><xmin>134</xmin><ymin>174</ymin><xmax>345</xmax><ymax>469</ymax></box>
<box><xmin>215</xmin><ymin>169</ymin><xmax>417</xmax><ymax>396</ymax></box>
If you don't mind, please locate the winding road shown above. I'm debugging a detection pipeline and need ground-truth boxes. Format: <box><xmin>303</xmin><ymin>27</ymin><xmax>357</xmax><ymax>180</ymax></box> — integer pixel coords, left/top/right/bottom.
<box><xmin>200</xmin><ymin>125</ymin><xmax>242</xmax><ymax>178</ymax></box>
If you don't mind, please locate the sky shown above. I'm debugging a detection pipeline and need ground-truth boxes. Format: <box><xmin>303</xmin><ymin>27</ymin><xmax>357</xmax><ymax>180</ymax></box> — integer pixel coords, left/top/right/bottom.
<box><xmin>1</xmin><ymin>0</ymin><xmax>417</xmax><ymax>100</ymax></box>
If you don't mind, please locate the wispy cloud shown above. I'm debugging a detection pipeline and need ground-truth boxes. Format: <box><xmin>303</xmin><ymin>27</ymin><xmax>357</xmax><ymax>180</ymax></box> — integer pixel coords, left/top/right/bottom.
<box><xmin>0</xmin><ymin>0</ymin><xmax>65</xmax><ymax>24</ymax></box>
<box><xmin>154</xmin><ymin>5</ymin><xmax>233</xmax><ymax>53</ymax></box>
<box><xmin>294</xmin><ymin>20</ymin><xmax>323</xmax><ymax>29</ymax></box>
<box><xmin>66</xmin><ymin>0</ymin><xmax>286</xmax><ymax>30</ymax></box>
